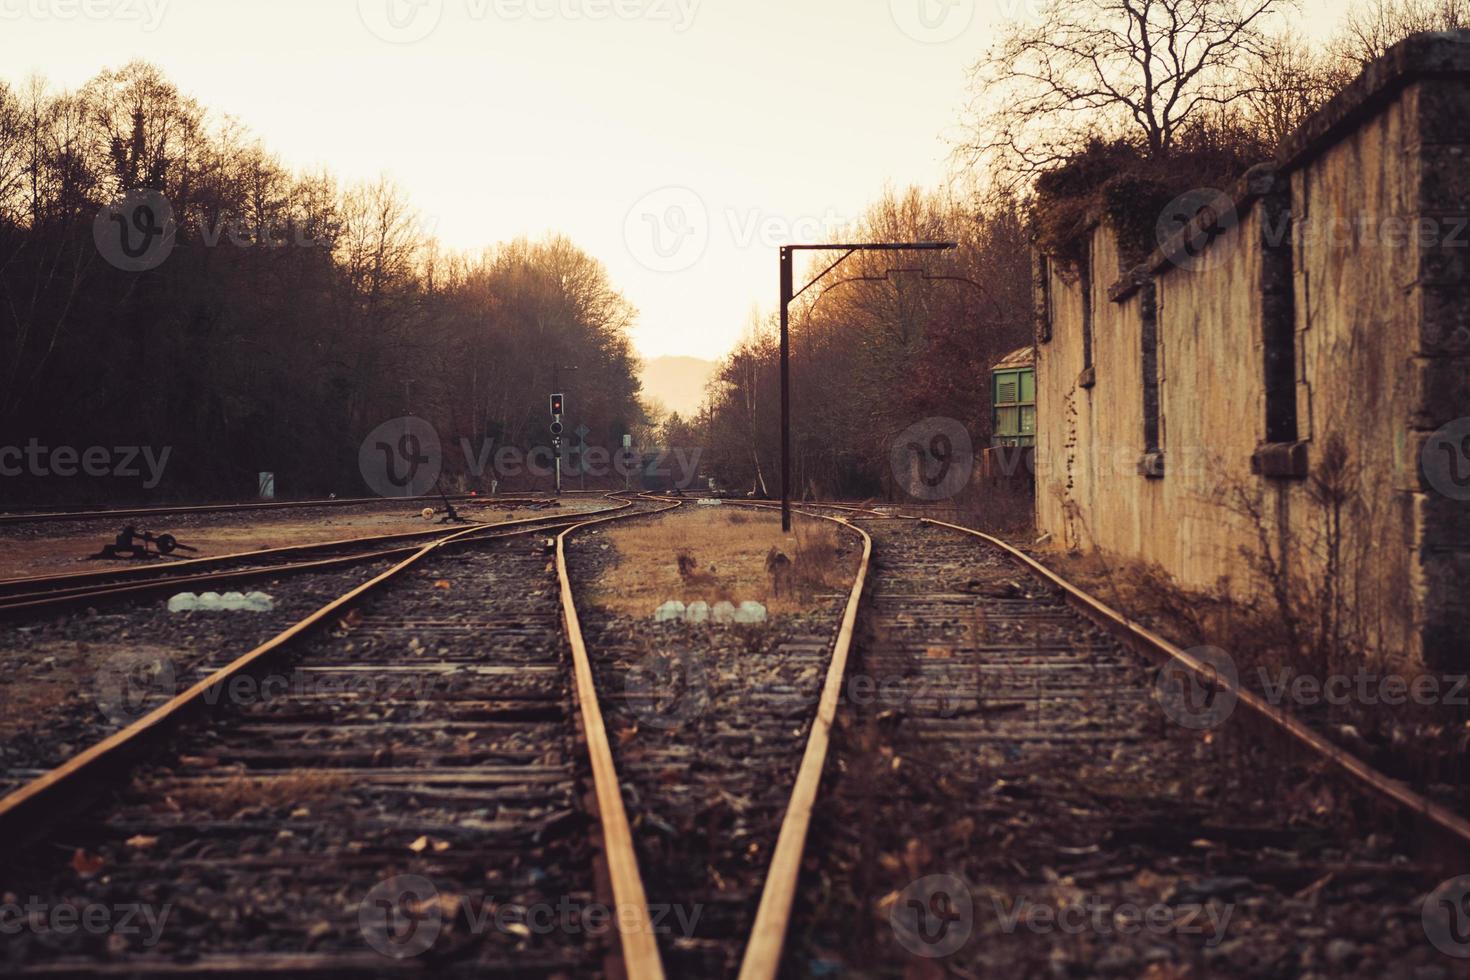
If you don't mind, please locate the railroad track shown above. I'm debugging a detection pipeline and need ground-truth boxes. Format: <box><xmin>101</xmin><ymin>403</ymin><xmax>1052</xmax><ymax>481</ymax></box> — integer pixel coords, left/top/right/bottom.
<box><xmin>0</xmin><ymin>502</ymin><xmax>618</xmax><ymax>618</ymax></box>
<box><xmin>561</xmin><ymin>502</ymin><xmax>870</xmax><ymax>978</ymax></box>
<box><xmin>0</xmin><ymin>494</ymin><xmax>519</xmax><ymax>527</ymax></box>
<box><xmin>0</xmin><ymin>493</ymin><xmax>675</xmax><ymax>977</ymax></box>
<box><xmin>574</xmin><ymin>501</ymin><xmax>1467</xmax><ymax>976</ymax></box>
<box><xmin>4</xmin><ymin>501</ymin><xmax>1466</xmax><ymax>977</ymax></box>
<box><xmin>766</xmin><ymin>516</ymin><xmax>1464</xmax><ymax>977</ymax></box>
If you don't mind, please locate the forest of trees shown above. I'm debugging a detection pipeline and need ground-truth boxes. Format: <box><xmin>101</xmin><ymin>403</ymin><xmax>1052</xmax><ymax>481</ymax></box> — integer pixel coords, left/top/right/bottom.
<box><xmin>674</xmin><ymin>0</ymin><xmax>1464</xmax><ymax>502</ymax></box>
<box><xmin>0</xmin><ymin>62</ymin><xmax>644</xmax><ymax>503</ymax></box>
<box><xmin>2</xmin><ymin>0</ymin><xmax>1459</xmax><ymax>505</ymax></box>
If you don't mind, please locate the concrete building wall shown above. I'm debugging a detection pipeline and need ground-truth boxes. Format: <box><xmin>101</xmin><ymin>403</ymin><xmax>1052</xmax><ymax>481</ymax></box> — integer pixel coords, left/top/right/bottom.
<box><xmin>1033</xmin><ymin>33</ymin><xmax>1470</xmax><ymax>668</ymax></box>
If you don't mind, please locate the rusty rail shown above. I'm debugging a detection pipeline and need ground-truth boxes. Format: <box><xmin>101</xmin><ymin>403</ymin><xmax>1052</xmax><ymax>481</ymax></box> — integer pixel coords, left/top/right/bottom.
<box><xmin>556</xmin><ymin>497</ymin><xmax>686</xmax><ymax>980</ymax></box>
<box><xmin>921</xmin><ymin>516</ymin><xmax>1470</xmax><ymax>864</ymax></box>
<box><xmin>736</xmin><ymin>504</ymin><xmax>873</xmax><ymax>980</ymax></box>
<box><xmin>0</xmin><ymin>505</ymin><xmax>622</xmax><ymax>616</ymax></box>
<box><xmin>0</xmin><ymin>493</ymin><xmax>523</xmax><ymax>526</ymax></box>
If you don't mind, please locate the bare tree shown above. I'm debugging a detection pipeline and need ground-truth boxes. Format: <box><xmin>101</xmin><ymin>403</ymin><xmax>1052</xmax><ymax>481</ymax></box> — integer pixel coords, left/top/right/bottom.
<box><xmin>1242</xmin><ymin>28</ymin><xmax>1351</xmax><ymax>146</ymax></box>
<box><xmin>964</xmin><ymin>0</ymin><xmax>1294</xmax><ymax>181</ymax></box>
<box><xmin>0</xmin><ymin>77</ymin><xmax>95</xmax><ymax>421</ymax></box>
<box><xmin>1332</xmin><ymin>0</ymin><xmax>1468</xmax><ymax>68</ymax></box>
<box><xmin>82</xmin><ymin>61</ymin><xmax>205</xmax><ymax>196</ymax></box>
<box><xmin>0</xmin><ymin>83</ymin><xmax>25</xmax><ymax>224</ymax></box>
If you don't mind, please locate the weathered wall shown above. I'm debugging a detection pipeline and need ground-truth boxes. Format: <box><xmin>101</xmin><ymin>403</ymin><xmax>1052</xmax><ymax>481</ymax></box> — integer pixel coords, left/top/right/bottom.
<box><xmin>1034</xmin><ymin>33</ymin><xmax>1470</xmax><ymax>668</ymax></box>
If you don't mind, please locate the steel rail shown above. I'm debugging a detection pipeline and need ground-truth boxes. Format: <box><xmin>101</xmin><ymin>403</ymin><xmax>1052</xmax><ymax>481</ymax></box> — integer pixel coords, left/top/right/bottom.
<box><xmin>736</xmin><ymin>504</ymin><xmax>873</xmax><ymax>980</ymax></box>
<box><xmin>0</xmin><ymin>549</ymin><xmax>425</xmax><ymax>609</ymax></box>
<box><xmin>0</xmin><ymin>507</ymin><xmax>578</xmax><ymax>595</ymax></box>
<box><xmin>920</xmin><ymin>517</ymin><xmax>1470</xmax><ymax>864</ymax></box>
<box><xmin>0</xmin><ymin>507</ymin><xmax>623</xmax><ymax>616</ymax></box>
<box><xmin>0</xmin><ymin>495</ymin><xmax>639</xmax><ymax>852</ymax></box>
<box><xmin>0</xmin><ymin>493</ymin><xmax>515</xmax><ymax>526</ymax></box>
<box><xmin>555</xmin><ymin>497</ymin><xmax>685</xmax><ymax>980</ymax></box>
<box><xmin>731</xmin><ymin>498</ymin><xmax>886</xmax><ymax>518</ymax></box>
<box><xmin>0</xmin><ymin>532</ymin><xmax>454</xmax><ymax>595</ymax></box>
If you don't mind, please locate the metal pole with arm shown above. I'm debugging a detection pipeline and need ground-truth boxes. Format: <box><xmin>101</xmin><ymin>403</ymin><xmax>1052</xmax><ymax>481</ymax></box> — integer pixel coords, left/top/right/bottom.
<box><xmin>778</xmin><ymin>241</ymin><xmax>957</xmax><ymax>530</ymax></box>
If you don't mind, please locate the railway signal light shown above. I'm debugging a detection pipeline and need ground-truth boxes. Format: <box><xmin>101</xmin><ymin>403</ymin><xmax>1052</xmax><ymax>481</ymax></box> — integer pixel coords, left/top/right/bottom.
<box><xmin>549</xmin><ymin>392</ymin><xmax>566</xmax><ymax>497</ymax></box>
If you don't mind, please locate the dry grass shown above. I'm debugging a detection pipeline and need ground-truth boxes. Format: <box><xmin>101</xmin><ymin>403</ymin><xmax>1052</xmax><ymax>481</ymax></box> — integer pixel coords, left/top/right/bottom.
<box><xmin>157</xmin><ymin>771</ymin><xmax>351</xmax><ymax>817</ymax></box>
<box><xmin>586</xmin><ymin>505</ymin><xmax>859</xmax><ymax>617</ymax></box>
<box><xmin>1044</xmin><ymin>548</ymin><xmax>1470</xmax><ymax>791</ymax></box>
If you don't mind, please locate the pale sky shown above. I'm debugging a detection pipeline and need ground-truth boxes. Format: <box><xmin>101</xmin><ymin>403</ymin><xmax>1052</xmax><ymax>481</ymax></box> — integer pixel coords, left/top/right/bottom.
<box><xmin>4</xmin><ymin>0</ymin><xmax>1354</xmax><ymax>361</ymax></box>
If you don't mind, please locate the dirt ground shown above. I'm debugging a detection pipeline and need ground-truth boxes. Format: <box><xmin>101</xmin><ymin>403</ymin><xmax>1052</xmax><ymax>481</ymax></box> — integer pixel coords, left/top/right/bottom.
<box><xmin>0</xmin><ymin>498</ymin><xmax>606</xmax><ymax>580</ymax></box>
<box><xmin>582</xmin><ymin>503</ymin><xmax>861</xmax><ymax>618</ymax></box>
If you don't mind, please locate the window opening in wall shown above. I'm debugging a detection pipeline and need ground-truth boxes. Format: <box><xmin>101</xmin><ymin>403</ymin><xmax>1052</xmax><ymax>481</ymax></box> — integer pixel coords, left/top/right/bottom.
<box><xmin>1140</xmin><ymin>280</ymin><xmax>1164</xmax><ymax>478</ymax></box>
<box><xmin>1251</xmin><ymin>178</ymin><xmax>1307</xmax><ymax>480</ymax></box>
<box><xmin>1078</xmin><ymin>240</ymin><xmax>1095</xmax><ymax>388</ymax></box>
<box><xmin>1035</xmin><ymin>253</ymin><xmax>1053</xmax><ymax>344</ymax></box>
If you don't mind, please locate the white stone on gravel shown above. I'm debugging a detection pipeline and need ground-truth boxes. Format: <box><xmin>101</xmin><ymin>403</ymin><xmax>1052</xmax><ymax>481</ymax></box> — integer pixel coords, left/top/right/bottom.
<box><xmin>685</xmin><ymin>601</ymin><xmax>710</xmax><ymax>623</ymax></box>
<box><xmin>167</xmin><ymin>593</ymin><xmax>199</xmax><ymax>612</ymax></box>
<box><xmin>168</xmin><ymin>591</ymin><xmax>276</xmax><ymax>612</ymax></box>
<box><xmin>734</xmin><ymin>601</ymin><xmax>767</xmax><ymax>624</ymax></box>
<box><xmin>655</xmin><ymin>601</ymin><xmax>686</xmax><ymax>622</ymax></box>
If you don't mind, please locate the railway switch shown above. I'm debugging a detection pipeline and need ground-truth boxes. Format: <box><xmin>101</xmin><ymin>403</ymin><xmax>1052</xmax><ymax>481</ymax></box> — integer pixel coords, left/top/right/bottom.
<box><xmin>90</xmin><ymin>525</ymin><xmax>199</xmax><ymax>561</ymax></box>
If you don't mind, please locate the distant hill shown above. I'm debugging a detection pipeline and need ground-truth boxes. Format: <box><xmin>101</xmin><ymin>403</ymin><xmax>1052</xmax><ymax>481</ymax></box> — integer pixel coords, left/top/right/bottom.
<box><xmin>640</xmin><ymin>355</ymin><xmax>718</xmax><ymax>418</ymax></box>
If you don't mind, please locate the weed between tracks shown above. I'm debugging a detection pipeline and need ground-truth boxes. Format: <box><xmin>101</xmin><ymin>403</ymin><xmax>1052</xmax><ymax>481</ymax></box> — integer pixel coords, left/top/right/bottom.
<box><xmin>1046</xmin><ymin>549</ymin><xmax>1470</xmax><ymax>803</ymax></box>
<box><xmin>151</xmin><ymin>771</ymin><xmax>351</xmax><ymax>818</ymax></box>
<box><xmin>585</xmin><ymin>506</ymin><xmax>857</xmax><ymax>617</ymax></box>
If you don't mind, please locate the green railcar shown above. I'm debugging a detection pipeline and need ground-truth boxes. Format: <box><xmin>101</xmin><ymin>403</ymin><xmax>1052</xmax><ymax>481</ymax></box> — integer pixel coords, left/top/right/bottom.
<box><xmin>991</xmin><ymin>347</ymin><xmax>1036</xmax><ymax>448</ymax></box>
